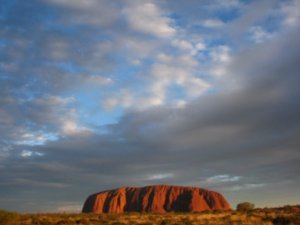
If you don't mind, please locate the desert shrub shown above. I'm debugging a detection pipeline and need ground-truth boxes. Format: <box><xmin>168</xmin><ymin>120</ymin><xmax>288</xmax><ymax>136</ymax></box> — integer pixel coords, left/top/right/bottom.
<box><xmin>160</xmin><ymin>219</ymin><xmax>172</xmax><ymax>225</ymax></box>
<box><xmin>11</xmin><ymin>208</ymin><xmax>300</xmax><ymax>225</ymax></box>
<box><xmin>0</xmin><ymin>209</ymin><xmax>20</xmax><ymax>225</ymax></box>
<box><xmin>236</xmin><ymin>202</ymin><xmax>255</xmax><ymax>212</ymax></box>
<box><xmin>30</xmin><ymin>216</ymin><xmax>40</xmax><ymax>225</ymax></box>
<box><xmin>111</xmin><ymin>222</ymin><xmax>126</xmax><ymax>225</ymax></box>
<box><xmin>212</xmin><ymin>209</ymin><xmax>223</xmax><ymax>214</ymax></box>
<box><xmin>200</xmin><ymin>210</ymin><xmax>211</xmax><ymax>214</ymax></box>
<box><xmin>180</xmin><ymin>217</ymin><xmax>193</xmax><ymax>225</ymax></box>
<box><xmin>272</xmin><ymin>216</ymin><xmax>292</xmax><ymax>225</ymax></box>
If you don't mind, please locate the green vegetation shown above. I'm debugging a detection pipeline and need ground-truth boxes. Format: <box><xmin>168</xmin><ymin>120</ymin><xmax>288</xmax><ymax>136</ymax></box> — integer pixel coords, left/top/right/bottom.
<box><xmin>0</xmin><ymin>209</ymin><xmax>20</xmax><ymax>225</ymax></box>
<box><xmin>0</xmin><ymin>205</ymin><xmax>299</xmax><ymax>225</ymax></box>
<box><xmin>236</xmin><ymin>202</ymin><xmax>255</xmax><ymax>211</ymax></box>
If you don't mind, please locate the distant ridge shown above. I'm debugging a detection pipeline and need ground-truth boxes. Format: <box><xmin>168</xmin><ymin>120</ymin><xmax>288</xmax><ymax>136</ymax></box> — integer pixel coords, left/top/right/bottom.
<box><xmin>82</xmin><ymin>184</ymin><xmax>231</xmax><ymax>213</ymax></box>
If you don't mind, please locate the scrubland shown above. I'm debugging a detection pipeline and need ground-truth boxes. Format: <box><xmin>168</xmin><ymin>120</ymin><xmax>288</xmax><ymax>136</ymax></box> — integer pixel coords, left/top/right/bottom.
<box><xmin>1</xmin><ymin>205</ymin><xmax>299</xmax><ymax>225</ymax></box>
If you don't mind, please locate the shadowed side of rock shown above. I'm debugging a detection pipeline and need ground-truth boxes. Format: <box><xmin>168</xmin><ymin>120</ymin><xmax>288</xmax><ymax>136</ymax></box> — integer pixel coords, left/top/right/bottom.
<box><xmin>82</xmin><ymin>185</ymin><xmax>231</xmax><ymax>213</ymax></box>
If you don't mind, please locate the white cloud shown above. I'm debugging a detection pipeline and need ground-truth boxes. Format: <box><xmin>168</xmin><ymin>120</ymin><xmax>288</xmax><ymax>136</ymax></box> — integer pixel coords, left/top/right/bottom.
<box><xmin>185</xmin><ymin>77</ymin><xmax>210</xmax><ymax>97</ymax></box>
<box><xmin>61</xmin><ymin>120</ymin><xmax>90</xmax><ymax>136</ymax></box>
<box><xmin>103</xmin><ymin>97</ymin><xmax>119</xmax><ymax>111</ymax></box>
<box><xmin>33</xmin><ymin>95</ymin><xmax>76</xmax><ymax>107</ymax></box>
<box><xmin>119</xmin><ymin>90</ymin><xmax>135</xmax><ymax>108</ymax></box>
<box><xmin>26</xmin><ymin>96</ymin><xmax>90</xmax><ymax>137</ymax></box>
<box><xmin>16</xmin><ymin>132</ymin><xmax>58</xmax><ymax>146</ymax></box>
<box><xmin>11</xmin><ymin>178</ymin><xmax>68</xmax><ymax>188</ymax></box>
<box><xmin>148</xmin><ymin>79</ymin><xmax>168</xmax><ymax>105</ymax></box>
<box><xmin>46</xmin><ymin>0</ymin><xmax>118</xmax><ymax>26</ymax></box>
<box><xmin>120</xmin><ymin>36</ymin><xmax>160</xmax><ymax>59</ymax></box>
<box><xmin>20</xmin><ymin>150</ymin><xmax>32</xmax><ymax>157</ymax></box>
<box><xmin>22</xmin><ymin>95</ymin><xmax>90</xmax><ymax>138</ymax></box>
<box><xmin>215</xmin><ymin>0</ymin><xmax>241</xmax><ymax>8</ymax></box>
<box><xmin>203</xmin><ymin>19</ymin><xmax>225</xmax><ymax>28</ymax></box>
<box><xmin>228</xmin><ymin>183</ymin><xmax>266</xmax><ymax>191</ymax></box>
<box><xmin>171</xmin><ymin>39</ymin><xmax>206</xmax><ymax>56</ymax></box>
<box><xmin>86</xmin><ymin>75</ymin><xmax>113</xmax><ymax>86</ymax></box>
<box><xmin>0</xmin><ymin>146</ymin><xmax>11</xmax><ymax>162</ymax></box>
<box><xmin>147</xmin><ymin>173</ymin><xmax>174</xmax><ymax>180</ymax></box>
<box><xmin>206</xmin><ymin>174</ymin><xmax>241</xmax><ymax>183</ymax></box>
<box><xmin>208</xmin><ymin>45</ymin><xmax>232</xmax><ymax>77</ymax></box>
<box><xmin>103</xmin><ymin>88</ymin><xmax>165</xmax><ymax>111</ymax></box>
<box><xmin>20</xmin><ymin>150</ymin><xmax>44</xmax><ymax>158</ymax></box>
<box><xmin>47</xmin><ymin>0</ymin><xmax>99</xmax><ymax>9</ymax></box>
<box><xmin>207</xmin><ymin>0</ymin><xmax>242</xmax><ymax>11</ymax></box>
<box><xmin>130</xmin><ymin>59</ymin><xmax>141</xmax><ymax>66</ymax></box>
<box><xmin>174</xmin><ymin>100</ymin><xmax>186</xmax><ymax>108</ymax></box>
<box><xmin>195</xmin><ymin>42</ymin><xmax>206</xmax><ymax>51</ymax></box>
<box><xmin>172</xmin><ymin>39</ymin><xmax>193</xmax><ymax>51</ymax></box>
<box><xmin>209</xmin><ymin>66</ymin><xmax>227</xmax><ymax>77</ymax></box>
<box><xmin>102</xmin><ymin>53</ymin><xmax>210</xmax><ymax>111</ymax></box>
<box><xmin>148</xmin><ymin>54</ymin><xmax>210</xmax><ymax>104</ymax></box>
<box><xmin>46</xmin><ymin>39</ymin><xmax>70</xmax><ymax>60</ymax></box>
<box><xmin>210</xmin><ymin>45</ymin><xmax>231</xmax><ymax>63</ymax></box>
<box><xmin>0</xmin><ymin>62</ymin><xmax>18</xmax><ymax>72</ymax></box>
<box><xmin>123</xmin><ymin>2</ymin><xmax>176</xmax><ymax>38</ymax></box>
<box><xmin>280</xmin><ymin>0</ymin><xmax>300</xmax><ymax>27</ymax></box>
<box><xmin>102</xmin><ymin>89</ymin><xmax>136</xmax><ymax>111</ymax></box>
<box><xmin>249</xmin><ymin>26</ymin><xmax>273</xmax><ymax>43</ymax></box>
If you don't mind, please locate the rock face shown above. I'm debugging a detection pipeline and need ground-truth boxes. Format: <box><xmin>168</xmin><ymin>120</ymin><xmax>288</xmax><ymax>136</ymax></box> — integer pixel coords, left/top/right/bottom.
<box><xmin>82</xmin><ymin>185</ymin><xmax>231</xmax><ymax>213</ymax></box>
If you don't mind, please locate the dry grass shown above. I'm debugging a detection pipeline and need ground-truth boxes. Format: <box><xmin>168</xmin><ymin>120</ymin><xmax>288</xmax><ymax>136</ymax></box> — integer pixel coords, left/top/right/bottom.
<box><xmin>1</xmin><ymin>205</ymin><xmax>300</xmax><ymax>225</ymax></box>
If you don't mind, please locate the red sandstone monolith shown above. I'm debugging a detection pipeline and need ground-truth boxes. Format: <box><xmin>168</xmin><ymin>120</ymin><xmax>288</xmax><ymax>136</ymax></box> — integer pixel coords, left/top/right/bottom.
<box><xmin>82</xmin><ymin>185</ymin><xmax>231</xmax><ymax>213</ymax></box>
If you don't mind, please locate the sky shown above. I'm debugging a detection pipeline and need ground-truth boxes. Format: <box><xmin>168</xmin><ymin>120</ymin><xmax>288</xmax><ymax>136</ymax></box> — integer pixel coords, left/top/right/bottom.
<box><xmin>0</xmin><ymin>0</ymin><xmax>299</xmax><ymax>213</ymax></box>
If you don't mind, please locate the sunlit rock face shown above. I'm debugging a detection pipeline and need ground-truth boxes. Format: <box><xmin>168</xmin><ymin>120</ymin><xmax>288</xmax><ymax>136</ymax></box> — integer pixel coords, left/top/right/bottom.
<box><xmin>82</xmin><ymin>185</ymin><xmax>231</xmax><ymax>213</ymax></box>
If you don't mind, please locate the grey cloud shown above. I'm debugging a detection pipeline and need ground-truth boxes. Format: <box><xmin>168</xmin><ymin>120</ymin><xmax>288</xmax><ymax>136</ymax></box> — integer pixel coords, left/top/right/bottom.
<box><xmin>1</xmin><ymin>0</ymin><xmax>299</xmax><ymax>212</ymax></box>
<box><xmin>45</xmin><ymin>0</ymin><xmax>121</xmax><ymax>27</ymax></box>
<box><xmin>0</xmin><ymin>0</ymin><xmax>174</xmax><ymax>96</ymax></box>
<box><xmin>226</xmin><ymin>0</ymin><xmax>278</xmax><ymax>37</ymax></box>
<box><xmin>0</xmin><ymin>0</ymin><xmax>123</xmax><ymax>157</ymax></box>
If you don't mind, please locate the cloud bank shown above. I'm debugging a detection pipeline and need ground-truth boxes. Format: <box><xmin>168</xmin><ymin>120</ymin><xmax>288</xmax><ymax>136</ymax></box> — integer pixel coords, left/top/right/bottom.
<box><xmin>0</xmin><ymin>0</ymin><xmax>299</xmax><ymax>212</ymax></box>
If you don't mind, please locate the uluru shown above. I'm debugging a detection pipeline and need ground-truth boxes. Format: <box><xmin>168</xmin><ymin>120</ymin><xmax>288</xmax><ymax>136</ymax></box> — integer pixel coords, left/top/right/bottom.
<box><xmin>82</xmin><ymin>185</ymin><xmax>231</xmax><ymax>213</ymax></box>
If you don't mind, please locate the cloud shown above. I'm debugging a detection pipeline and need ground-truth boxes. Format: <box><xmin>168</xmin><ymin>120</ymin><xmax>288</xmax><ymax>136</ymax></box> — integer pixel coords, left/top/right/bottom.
<box><xmin>45</xmin><ymin>0</ymin><xmax>119</xmax><ymax>26</ymax></box>
<box><xmin>150</xmin><ymin>53</ymin><xmax>210</xmax><ymax>98</ymax></box>
<box><xmin>172</xmin><ymin>39</ymin><xmax>194</xmax><ymax>51</ymax></box>
<box><xmin>147</xmin><ymin>173</ymin><xmax>174</xmax><ymax>181</ymax></box>
<box><xmin>207</xmin><ymin>45</ymin><xmax>232</xmax><ymax>77</ymax></box>
<box><xmin>98</xmin><ymin>24</ymin><xmax>299</xmax><ymax>206</ymax></box>
<box><xmin>0</xmin><ymin>0</ymin><xmax>300</xmax><ymax>213</ymax></box>
<box><xmin>210</xmin><ymin>45</ymin><xmax>231</xmax><ymax>63</ymax></box>
<box><xmin>206</xmin><ymin>175</ymin><xmax>241</xmax><ymax>183</ymax></box>
<box><xmin>16</xmin><ymin>133</ymin><xmax>58</xmax><ymax>146</ymax></box>
<box><xmin>102</xmin><ymin>52</ymin><xmax>210</xmax><ymax>111</ymax></box>
<box><xmin>47</xmin><ymin>0</ymin><xmax>100</xmax><ymax>9</ymax></box>
<box><xmin>223</xmin><ymin>0</ymin><xmax>277</xmax><ymax>39</ymax></box>
<box><xmin>20</xmin><ymin>150</ymin><xmax>44</xmax><ymax>158</ymax></box>
<box><xmin>249</xmin><ymin>26</ymin><xmax>274</xmax><ymax>43</ymax></box>
<box><xmin>202</xmin><ymin>19</ymin><xmax>225</xmax><ymax>28</ymax></box>
<box><xmin>61</xmin><ymin>120</ymin><xmax>91</xmax><ymax>136</ymax></box>
<box><xmin>280</xmin><ymin>0</ymin><xmax>300</xmax><ymax>27</ymax></box>
<box><xmin>213</xmin><ymin>0</ymin><xmax>241</xmax><ymax>8</ymax></box>
<box><xmin>123</xmin><ymin>2</ymin><xmax>176</xmax><ymax>38</ymax></box>
<box><xmin>85</xmin><ymin>76</ymin><xmax>113</xmax><ymax>86</ymax></box>
<box><xmin>171</xmin><ymin>39</ymin><xmax>206</xmax><ymax>56</ymax></box>
<box><xmin>228</xmin><ymin>183</ymin><xmax>266</xmax><ymax>191</ymax></box>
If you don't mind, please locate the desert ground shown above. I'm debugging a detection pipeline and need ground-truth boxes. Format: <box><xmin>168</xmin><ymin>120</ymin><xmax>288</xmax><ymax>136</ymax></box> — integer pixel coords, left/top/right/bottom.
<box><xmin>1</xmin><ymin>205</ymin><xmax>299</xmax><ymax>225</ymax></box>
